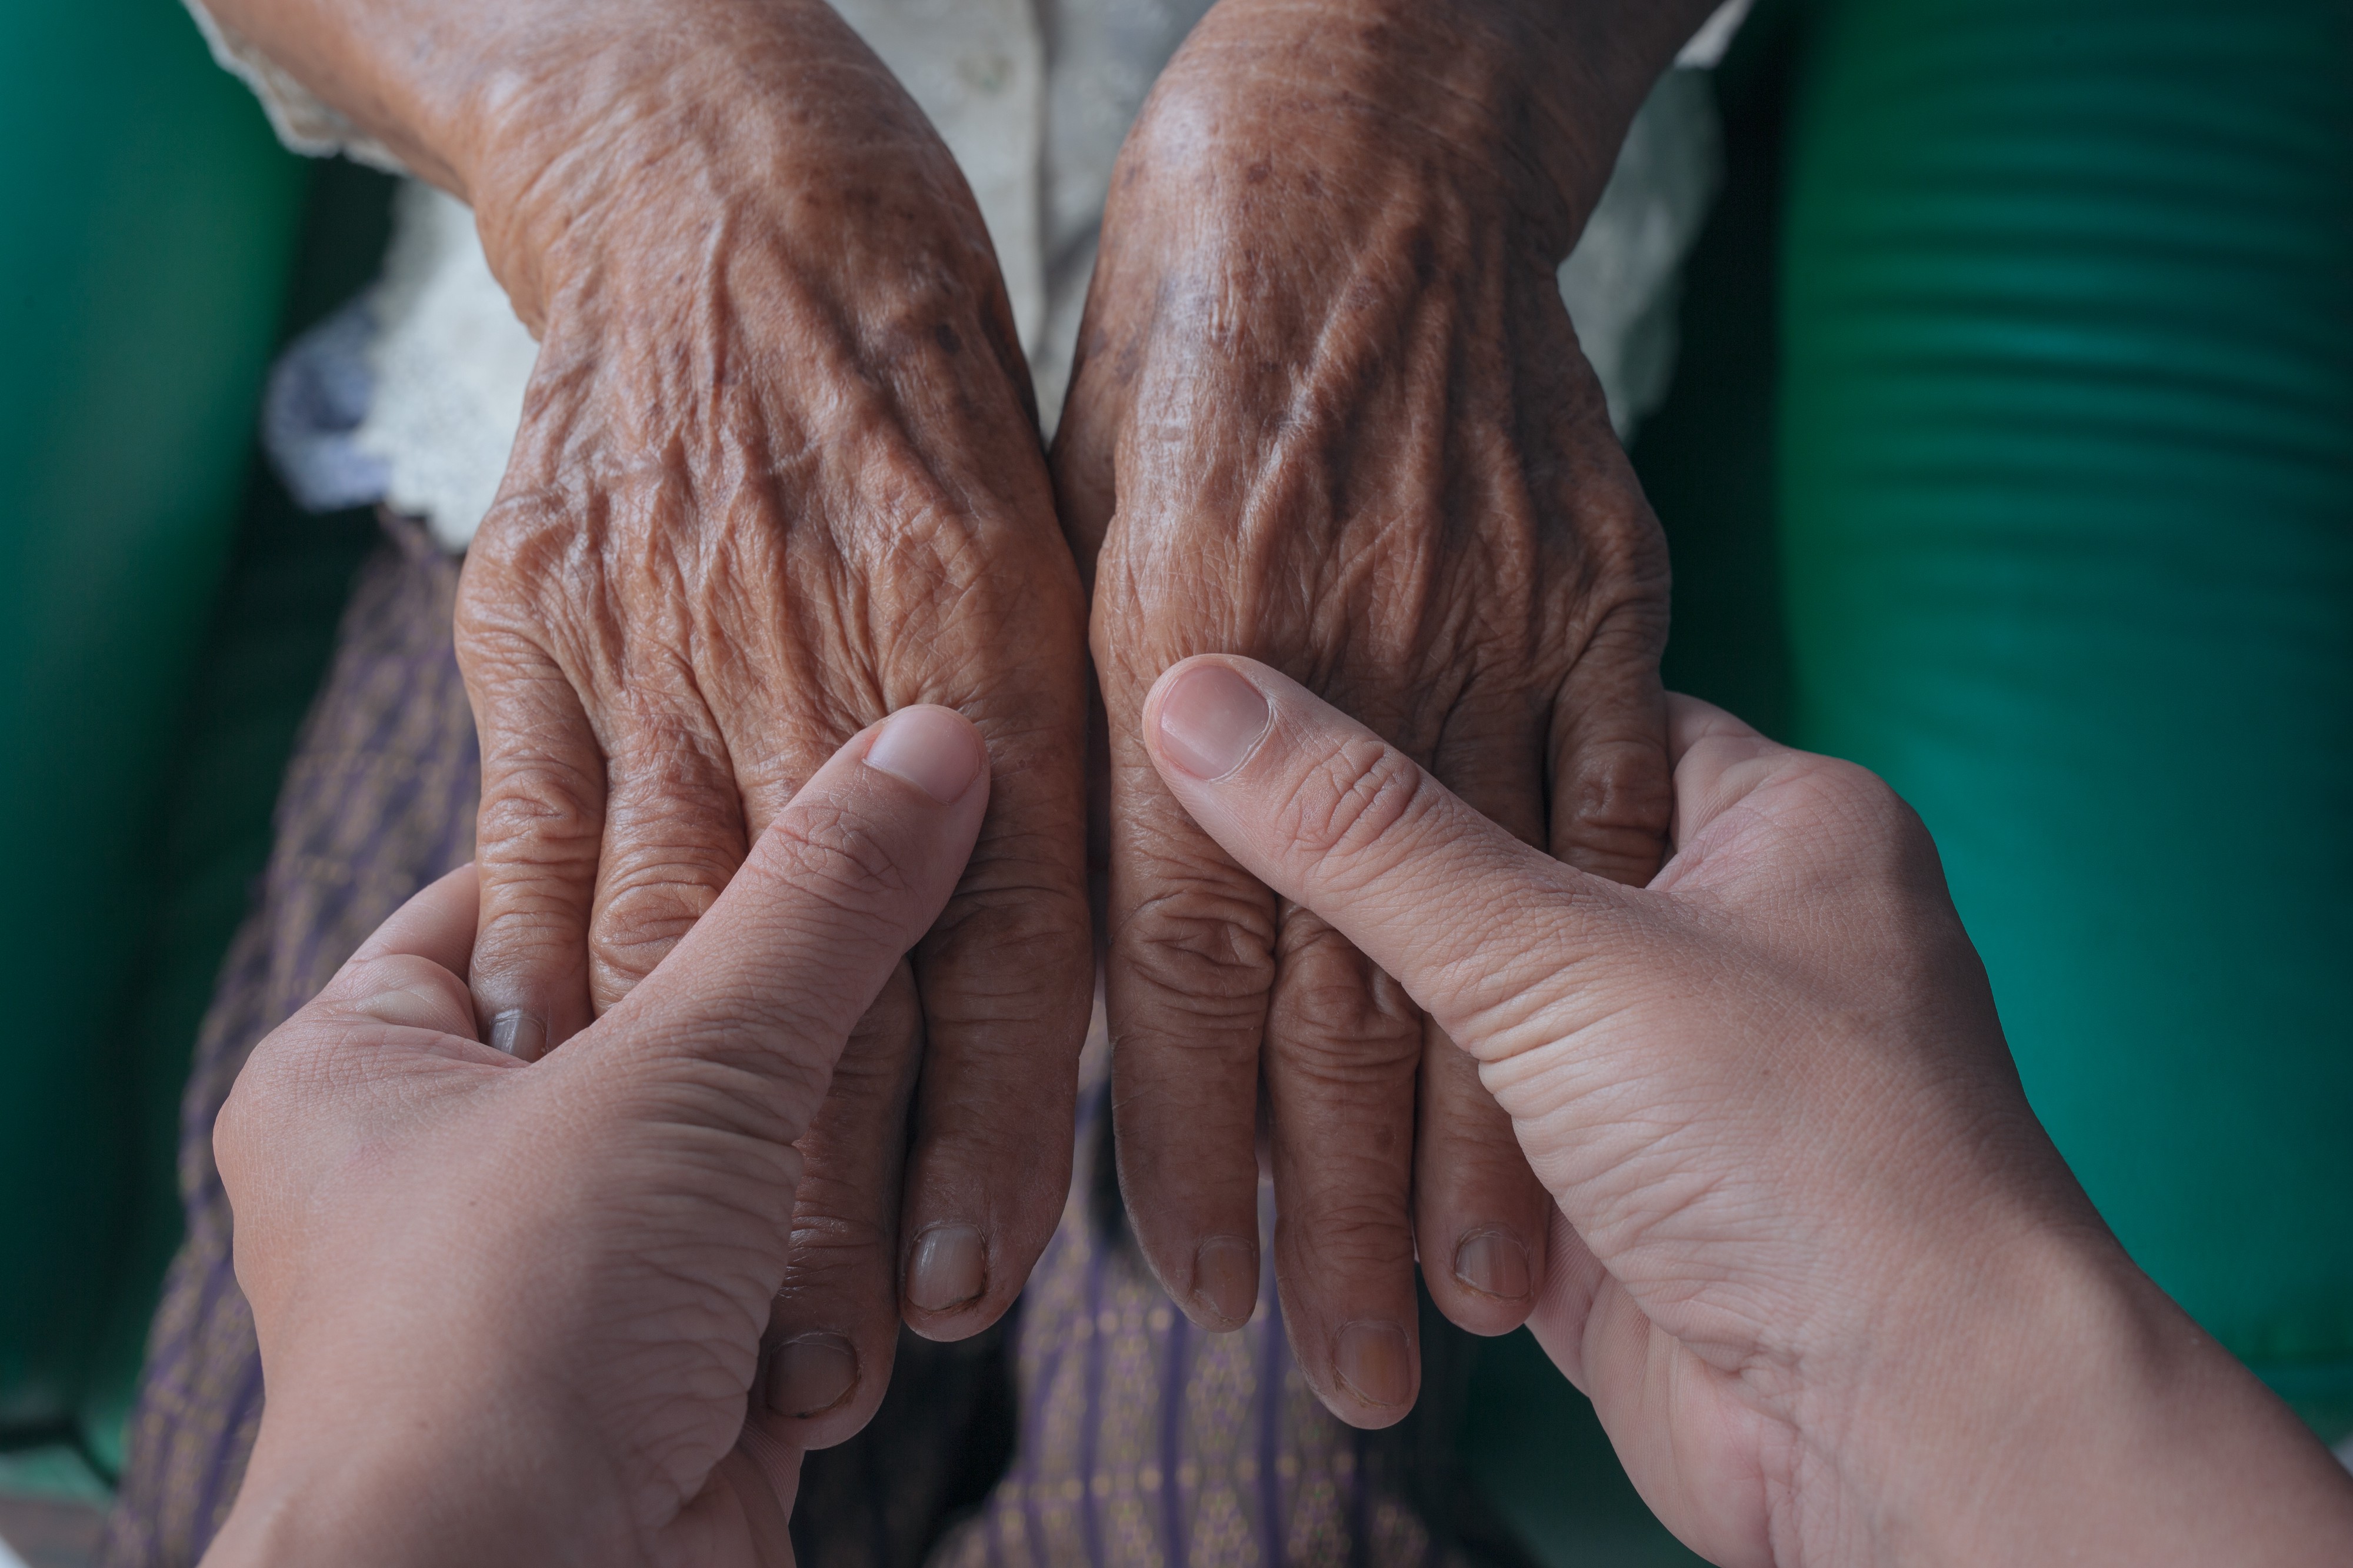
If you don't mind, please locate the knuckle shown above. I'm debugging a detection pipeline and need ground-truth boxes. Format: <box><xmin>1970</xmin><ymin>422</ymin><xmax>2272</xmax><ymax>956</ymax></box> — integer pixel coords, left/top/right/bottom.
<box><xmin>608</xmin><ymin>716</ymin><xmax>733</xmax><ymax>802</ymax></box>
<box><xmin>785</xmin><ymin>1205</ymin><xmax>896</xmax><ymax>1262</ymax></box>
<box><xmin>1825</xmin><ymin>759</ymin><xmax>1910</xmax><ymax>828</ymax></box>
<box><xmin>213</xmin><ymin>1055</ymin><xmax>282</xmax><ymax>1158</ymax></box>
<box><xmin>601</xmin><ymin>843</ymin><xmax>732</xmax><ymax>904</ymax></box>
<box><xmin>470</xmin><ymin>890</ymin><xmax>587</xmax><ymax>971</ymax></box>
<box><xmin>1265</xmin><ymin>1008</ymin><xmax>1421</xmax><ymax>1082</ymax></box>
<box><xmin>592</xmin><ymin>857</ymin><xmax>729</xmax><ymax>970</ymax></box>
<box><xmin>1559</xmin><ymin>733</ymin><xmax>1673</xmax><ymax>832</ymax></box>
<box><xmin>1116</xmin><ymin>882</ymin><xmax>1275</xmax><ymax>1002</ymax></box>
<box><xmin>824</xmin><ymin>1028</ymin><xmax>919</xmax><ymax>1098</ymax></box>
<box><xmin>1812</xmin><ymin>761</ymin><xmax>1935</xmax><ymax>881</ymax></box>
<box><xmin>476</xmin><ymin>762</ymin><xmax>604</xmax><ymax>862</ymax></box>
<box><xmin>589</xmin><ymin>938</ymin><xmax>674</xmax><ymax>999</ymax></box>
<box><xmin>1268</xmin><ymin>935</ymin><xmax>1421</xmax><ymax>1078</ymax></box>
<box><xmin>1282</xmin><ymin>738</ymin><xmax>1441</xmax><ymax>893</ymax></box>
<box><xmin>1279</xmin><ymin>1191</ymin><xmax>1415</xmax><ymax>1268</ymax></box>
<box><xmin>1294</xmin><ymin>1189</ymin><xmax>1412</xmax><ymax>1239</ymax></box>
<box><xmin>1418</xmin><ymin>1113</ymin><xmax>1544</xmax><ymax>1190</ymax></box>
<box><xmin>923</xmin><ymin>873</ymin><xmax>1071</xmax><ymax>950</ymax></box>
<box><xmin>1267</xmin><ymin>1031</ymin><xmax>1419</xmax><ymax>1103</ymax></box>
<box><xmin>1555</xmin><ymin>734</ymin><xmax>1673</xmax><ymax>880</ymax></box>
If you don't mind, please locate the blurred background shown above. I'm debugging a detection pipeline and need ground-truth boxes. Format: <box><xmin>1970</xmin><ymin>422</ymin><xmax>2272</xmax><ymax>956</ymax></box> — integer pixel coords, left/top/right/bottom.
<box><xmin>1</xmin><ymin>1</ymin><xmax>2345</xmax><ymax>1564</ymax></box>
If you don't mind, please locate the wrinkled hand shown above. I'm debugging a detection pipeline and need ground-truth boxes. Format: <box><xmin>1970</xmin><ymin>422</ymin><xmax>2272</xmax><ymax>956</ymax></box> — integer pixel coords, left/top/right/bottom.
<box><xmin>1056</xmin><ymin>0</ymin><xmax>1679</xmax><ymax>1422</ymax></box>
<box><xmin>451</xmin><ymin>1</ymin><xmax>1091</xmax><ymax>1442</ymax></box>
<box><xmin>1141</xmin><ymin>658</ymin><xmax>2353</xmax><ymax>1567</ymax></box>
<box><xmin>204</xmin><ymin>709</ymin><xmax>992</xmax><ymax>1568</ymax></box>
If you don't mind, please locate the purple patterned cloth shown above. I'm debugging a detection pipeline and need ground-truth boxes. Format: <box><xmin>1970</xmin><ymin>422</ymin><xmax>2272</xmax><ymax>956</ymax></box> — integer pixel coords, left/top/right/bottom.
<box><xmin>932</xmin><ymin>1086</ymin><xmax>1518</xmax><ymax>1568</ymax></box>
<box><xmin>97</xmin><ymin>515</ymin><xmax>1525</xmax><ymax>1567</ymax></box>
<box><xmin>98</xmin><ymin>518</ymin><xmax>479</xmax><ymax>1566</ymax></box>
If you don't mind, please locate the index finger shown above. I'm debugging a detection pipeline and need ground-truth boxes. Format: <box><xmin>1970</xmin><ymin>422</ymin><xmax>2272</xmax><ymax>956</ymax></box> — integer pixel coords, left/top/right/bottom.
<box><xmin>1138</xmin><ymin>656</ymin><xmax>1651</xmax><ymax>1056</ymax></box>
<box><xmin>599</xmin><ymin>706</ymin><xmax>991</xmax><ymax>1130</ymax></box>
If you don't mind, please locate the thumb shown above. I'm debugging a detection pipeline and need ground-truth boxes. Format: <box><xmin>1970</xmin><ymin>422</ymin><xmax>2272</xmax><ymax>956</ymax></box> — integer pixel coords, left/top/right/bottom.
<box><xmin>594</xmin><ymin>705</ymin><xmax>990</xmax><ymax>1136</ymax></box>
<box><xmin>1139</xmin><ymin>656</ymin><xmax>1655</xmax><ymax>1059</ymax></box>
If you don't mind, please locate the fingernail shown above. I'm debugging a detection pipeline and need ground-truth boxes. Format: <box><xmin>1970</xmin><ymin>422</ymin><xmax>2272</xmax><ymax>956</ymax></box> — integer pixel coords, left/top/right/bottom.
<box><xmin>865</xmin><ymin>707</ymin><xmax>984</xmax><ymax>803</ymax></box>
<box><xmin>1453</xmin><ymin>1232</ymin><xmax>1531</xmax><ymax>1302</ymax></box>
<box><xmin>1193</xmin><ymin>1236</ymin><xmax>1259</xmax><ymax>1328</ymax></box>
<box><xmin>488</xmin><ymin>1010</ymin><xmax>545</xmax><ymax>1061</ymax></box>
<box><xmin>1334</xmin><ymin>1320</ymin><xmax>1414</xmax><ymax>1409</ymax></box>
<box><xmin>767</xmin><ymin>1333</ymin><xmax>858</xmax><ymax>1419</ymax></box>
<box><xmin>1155</xmin><ymin>663</ymin><xmax>1271</xmax><ymax>781</ymax></box>
<box><xmin>906</xmin><ymin>1225</ymin><xmax>987</xmax><ymax>1312</ymax></box>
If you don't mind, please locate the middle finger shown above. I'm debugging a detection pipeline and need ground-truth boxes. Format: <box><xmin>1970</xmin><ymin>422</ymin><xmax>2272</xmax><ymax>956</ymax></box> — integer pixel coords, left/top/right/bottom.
<box><xmin>759</xmin><ymin>959</ymin><xmax>924</xmax><ymax>1449</ymax></box>
<box><xmin>1414</xmin><ymin>712</ymin><xmax>1556</xmax><ymax>1337</ymax></box>
<box><xmin>1265</xmin><ymin>902</ymin><xmax>1424</xmax><ymax>1429</ymax></box>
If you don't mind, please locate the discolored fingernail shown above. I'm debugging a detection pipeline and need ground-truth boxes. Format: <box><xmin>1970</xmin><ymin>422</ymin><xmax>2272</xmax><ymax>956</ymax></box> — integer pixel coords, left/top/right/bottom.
<box><xmin>1192</xmin><ymin>1236</ymin><xmax>1259</xmax><ymax>1329</ymax></box>
<box><xmin>1155</xmin><ymin>663</ymin><xmax>1271</xmax><ymax>781</ymax></box>
<box><xmin>1453</xmin><ymin>1232</ymin><xmax>1531</xmax><ymax>1302</ymax></box>
<box><xmin>766</xmin><ymin>1333</ymin><xmax>857</xmax><ymax>1419</ymax></box>
<box><xmin>906</xmin><ymin>1225</ymin><xmax>988</xmax><ymax>1312</ymax></box>
<box><xmin>488</xmin><ymin>1010</ymin><xmax>545</xmax><ymax>1061</ymax></box>
<box><xmin>1334</xmin><ymin>1320</ymin><xmax>1414</xmax><ymax>1409</ymax></box>
<box><xmin>865</xmin><ymin>706</ymin><xmax>985</xmax><ymax>803</ymax></box>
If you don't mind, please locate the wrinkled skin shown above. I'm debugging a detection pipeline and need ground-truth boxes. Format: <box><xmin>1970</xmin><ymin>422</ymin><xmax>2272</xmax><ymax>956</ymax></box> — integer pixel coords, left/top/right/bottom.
<box><xmin>205</xmin><ymin>0</ymin><xmax>1704</xmax><ymax>1443</ymax></box>
<box><xmin>205</xmin><ymin>712</ymin><xmax>995</xmax><ymax>1568</ymax></box>
<box><xmin>1058</xmin><ymin>0</ymin><xmax>1689</xmax><ymax>1424</ymax></box>
<box><xmin>447</xmin><ymin>2</ymin><xmax>1094</xmax><ymax>1443</ymax></box>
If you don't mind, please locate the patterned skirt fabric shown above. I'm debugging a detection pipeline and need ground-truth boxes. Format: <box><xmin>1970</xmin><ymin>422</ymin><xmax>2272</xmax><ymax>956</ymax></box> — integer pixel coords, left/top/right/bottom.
<box><xmin>931</xmin><ymin>1099</ymin><xmax>1527</xmax><ymax>1568</ymax></box>
<box><xmin>98</xmin><ymin>518</ymin><xmax>480</xmax><ymax>1567</ymax></box>
<box><xmin>97</xmin><ymin>516</ymin><xmax>1524</xmax><ymax>1568</ymax></box>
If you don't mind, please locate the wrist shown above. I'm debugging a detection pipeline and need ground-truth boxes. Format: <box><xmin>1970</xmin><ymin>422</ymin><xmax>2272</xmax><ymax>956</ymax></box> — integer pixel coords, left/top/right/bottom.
<box><xmin>204</xmin><ymin>1316</ymin><xmax>632</xmax><ymax>1568</ymax></box>
<box><xmin>1147</xmin><ymin>0</ymin><xmax>1717</xmax><ymax>251</ymax></box>
<box><xmin>455</xmin><ymin>0</ymin><xmax>977</xmax><ymax>335</ymax></box>
<box><xmin>454</xmin><ymin>0</ymin><xmax>815</xmax><ymax>329</ymax></box>
<box><xmin>1792</xmin><ymin>1225</ymin><xmax>2353</xmax><ymax>1565</ymax></box>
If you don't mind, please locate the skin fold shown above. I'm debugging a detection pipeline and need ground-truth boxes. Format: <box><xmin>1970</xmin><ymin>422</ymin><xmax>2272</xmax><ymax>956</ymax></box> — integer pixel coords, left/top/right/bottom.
<box><xmin>202</xmin><ymin>0</ymin><xmax>1711</xmax><ymax>1436</ymax></box>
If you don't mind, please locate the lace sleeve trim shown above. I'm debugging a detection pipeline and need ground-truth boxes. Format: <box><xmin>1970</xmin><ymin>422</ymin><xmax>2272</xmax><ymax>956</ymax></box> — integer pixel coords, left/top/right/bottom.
<box><xmin>182</xmin><ymin>0</ymin><xmax>409</xmax><ymax>174</ymax></box>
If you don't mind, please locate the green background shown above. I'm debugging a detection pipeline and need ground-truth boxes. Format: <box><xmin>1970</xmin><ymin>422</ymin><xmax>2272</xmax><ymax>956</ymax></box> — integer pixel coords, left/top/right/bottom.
<box><xmin>0</xmin><ymin>0</ymin><xmax>382</xmax><ymax>1490</ymax></box>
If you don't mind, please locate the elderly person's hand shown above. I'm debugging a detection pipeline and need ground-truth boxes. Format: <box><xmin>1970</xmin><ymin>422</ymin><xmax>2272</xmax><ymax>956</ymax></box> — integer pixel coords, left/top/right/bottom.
<box><xmin>204</xmin><ymin>0</ymin><xmax>1094</xmax><ymax>1441</ymax></box>
<box><xmin>1139</xmin><ymin>656</ymin><xmax>2353</xmax><ymax>1567</ymax></box>
<box><xmin>199</xmin><ymin>708</ymin><xmax>990</xmax><ymax>1568</ymax></box>
<box><xmin>1055</xmin><ymin>0</ymin><xmax>1712</xmax><ymax>1420</ymax></box>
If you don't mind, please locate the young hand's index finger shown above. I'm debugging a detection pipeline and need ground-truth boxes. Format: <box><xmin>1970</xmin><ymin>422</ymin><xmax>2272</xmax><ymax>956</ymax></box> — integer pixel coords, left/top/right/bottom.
<box><xmin>346</xmin><ymin>862</ymin><xmax>484</xmax><ymax>977</ymax></box>
<box><xmin>1140</xmin><ymin>657</ymin><xmax>1647</xmax><ymax>1057</ymax></box>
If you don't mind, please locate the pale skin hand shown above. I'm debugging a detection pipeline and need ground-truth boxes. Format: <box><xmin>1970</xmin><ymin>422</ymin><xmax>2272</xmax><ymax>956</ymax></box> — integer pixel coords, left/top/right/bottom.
<box><xmin>204</xmin><ymin>674</ymin><xmax>2353</xmax><ymax>1568</ymax></box>
<box><xmin>1056</xmin><ymin>0</ymin><xmax>1716</xmax><ymax>1423</ymax></box>
<box><xmin>201</xmin><ymin>0</ymin><xmax>1095</xmax><ymax>1443</ymax></box>
<box><xmin>199</xmin><ymin>707</ymin><xmax>993</xmax><ymax>1568</ymax></box>
<box><xmin>1139</xmin><ymin>655</ymin><xmax>2353</xmax><ymax>1567</ymax></box>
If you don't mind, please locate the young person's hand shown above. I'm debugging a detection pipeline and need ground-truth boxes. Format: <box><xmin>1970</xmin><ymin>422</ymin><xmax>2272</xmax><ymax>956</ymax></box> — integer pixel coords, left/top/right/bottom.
<box><xmin>1140</xmin><ymin>655</ymin><xmax>2353</xmax><ymax>1567</ymax></box>
<box><xmin>200</xmin><ymin>708</ymin><xmax>992</xmax><ymax>1568</ymax></box>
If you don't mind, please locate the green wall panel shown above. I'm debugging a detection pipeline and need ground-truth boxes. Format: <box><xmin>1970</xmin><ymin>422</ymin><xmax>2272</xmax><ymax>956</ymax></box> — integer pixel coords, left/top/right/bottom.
<box><xmin>1779</xmin><ymin>0</ymin><xmax>2353</xmax><ymax>1398</ymax></box>
<box><xmin>0</xmin><ymin>0</ymin><xmax>305</xmax><ymax>1434</ymax></box>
